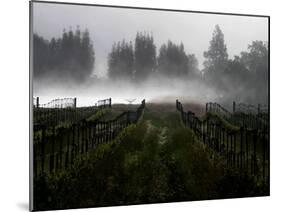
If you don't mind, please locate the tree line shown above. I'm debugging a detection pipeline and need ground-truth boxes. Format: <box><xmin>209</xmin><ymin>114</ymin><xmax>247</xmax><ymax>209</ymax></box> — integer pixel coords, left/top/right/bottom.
<box><xmin>203</xmin><ymin>25</ymin><xmax>268</xmax><ymax>103</ymax></box>
<box><xmin>33</xmin><ymin>25</ymin><xmax>268</xmax><ymax>104</ymax></box>
<box><xmin>33</xmin><ymin>26</ymin><xmax>94</xmax><ymax>82</ymax></box>
<box><xmin>108</xmin><ymin>32</ymin><xmax>199</xmax><ymax>81</ymax></box>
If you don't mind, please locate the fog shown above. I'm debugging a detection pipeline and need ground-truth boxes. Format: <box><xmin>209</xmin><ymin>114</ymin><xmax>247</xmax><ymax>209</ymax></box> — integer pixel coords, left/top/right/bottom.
<box><xmin>33</xmin><ymin>78</ymin><xmax>208</xmax><ymax>106</ymax></box>
<box><xmin>33</xmin><ymin>75</ymin><xmax>241</xmax><ymax>108</ymax></box>
<box><xmin>32</xmin><ymin>2</ymin><xmax>268</xmax><ymax>108</ymax></box>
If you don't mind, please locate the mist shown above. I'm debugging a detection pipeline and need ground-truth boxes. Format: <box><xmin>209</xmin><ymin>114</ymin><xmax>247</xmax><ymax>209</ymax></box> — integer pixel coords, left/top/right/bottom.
<box><xmin>33</xmin><ymin>73</ymin><xmax>263</xmax><ymax>110</ymax></box>
<box><xmin>34</xmin><ymin>76</ymin><xmax>215</xmax><ymax>106</ymax></box>
<box><xmin>32</xmin><ymin>2</ymin><xmax>269</xmax><ymax>109</ymax></box>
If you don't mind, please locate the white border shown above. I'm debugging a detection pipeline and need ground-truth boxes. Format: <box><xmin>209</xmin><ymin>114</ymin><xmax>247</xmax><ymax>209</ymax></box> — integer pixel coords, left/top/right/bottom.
<box><xmin>1</xmin><ymin>0</ymin><xmax>280</xmax><ymax>212</ymax></box>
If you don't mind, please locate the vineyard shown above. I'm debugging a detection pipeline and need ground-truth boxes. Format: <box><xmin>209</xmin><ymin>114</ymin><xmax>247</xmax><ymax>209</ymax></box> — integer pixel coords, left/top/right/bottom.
<box><xmin>33</xmin><ymin>98</ymin><xmax>269</xmax><ymax>210</ymax></box>
<box><xmin>177</xmin><ymin>100</ymin><xmax>269</xmax><ymax>183</ymax></box>
<box><xmin>33</xmin><ymin>97</ymin><xmax>145</xmax><ymax>176</ymax></box>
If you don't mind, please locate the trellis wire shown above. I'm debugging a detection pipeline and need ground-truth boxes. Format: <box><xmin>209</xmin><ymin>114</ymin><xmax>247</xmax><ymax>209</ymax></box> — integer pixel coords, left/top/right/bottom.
<box><xmin>33</xmin><ymin>99</ymin><xmax>145</xmax><ymax>176</ymax></box>
<box><xmin>206</xmin><ymin>101</ymin><xmax>268</xmax><ymax>131</ymax></box>
<box><xmin>33</xmin><ymin>97</ymin><xmax>111</xmax><ymax>130</ymax></box>
<box><xmin>177</xmin><ymin>99</ymin><xmax>269</xmax><ymax>185</ymax></box>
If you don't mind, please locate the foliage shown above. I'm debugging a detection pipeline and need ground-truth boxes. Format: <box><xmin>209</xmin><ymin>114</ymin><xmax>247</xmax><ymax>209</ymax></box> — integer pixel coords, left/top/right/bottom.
<box><xmin>203</xmin><ymin>25</ymin><xmax>228</xmax><ymax>75</ymax></box>
<box><xmin>204</xmin><ymin>112</ymin><xmax>240</xmax><ymax>132</ymax></box>
<box><xmin>34</xmin><ymin>110</ymin><xmax>265</xmax><ymax>211</ymax></box>
<box><xmin>86</xmin><ymin>108</ymin><xmax>109</xmax><ymax>122</ymax></box>
<box><xmin>203</xmin><ymin>25</ymin><xmax>268</xmax><ymax>104</ymax></box>
<box><xmin>33</xmin><ymin>27</ymin><xmax>95</xmax><ymax>82</ymax></box>
<box><xmin>134</xmin><ymin>32</ymin><xmax>157</xmax><ymax>80</ymax></box>
<box><xmin>157</xmin><ymin>41</ymin><xmax>198</xmax><ymax>77</ymax></box>
<box><xmin>108</xmin><ymin>40</ymin><xmax>134</xmax><ymax>80</ymax></box>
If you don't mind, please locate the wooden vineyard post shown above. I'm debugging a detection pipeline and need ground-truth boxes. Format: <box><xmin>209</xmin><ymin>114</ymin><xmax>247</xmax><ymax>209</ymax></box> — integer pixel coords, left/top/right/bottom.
<box><xmin>105</xmin><ymin>122</ymin><xmax>109</xmax><ymax>143</ymax></box>
<box><xmin>58</xmin><ymin>128</ymin><xmax>64</xmax><ymax>170</ymax></box>
<box><xmin>41</xmin><ymin>126</ymin><xmax>46</xmax><ymax>174</ymax></box>
<box><xmin>36</xmin><ymin>97</ymin><xmax>39</xmax><ymax>108</ymax></box>
<box><xmin>233</xmin><ymin>133</ymin><xmax>237</xmax><ymax>168</ymax></box>
<box><xmin>245</xmin><ymin>127</ymin><xmax>249</xmax><ymax>172</ymax></box>
<box><xmin>230</xmin><ymin>132</ymin><xmax>233</xmax><ymax>167</ymax></box>
<box><xmin>55</xmin><ymin>130</ymin><xmax>59</xmax><ymax>171</ymax></box>
<box><xmin>222</xmin><ymin>127</ymin><xmax>225</xmax><ymax>155</ymax></box>
<box><xmin>111</xmin><ymin>120</ymin><xmax>115</xmax><ymax>139</ymax></box>
<box><xmin>240</xmin><ymin>127</ymin><xmax>244</xmax><ymax>170</ymax></box>
<box><xmin>226</xmin><ymin>131</ymin><xmax>229</xmax><ymax>167</ymax></box>
<box><xmin>253</xmin><ymin>129</ymin><xmax>258</xmax><ymax>176</ymax></box>
<box><xmin>217</xmin><ymin>124</ymin><xmax>221</xmax><ymax>153</ymax></box>
<box><xmin>212</xmin><ymin>123</ymin><xmax>216</xmax><ymax>151</ymax></box>
<box><xmin>89</xmin><ymin>122</ymin><xmax>93</xmax><ymax>148</ymax></box>
<box><xmin>85</xmin><ymin>122</ymin><xmax>89</xmax><ymax>152</ymax></box>
<box><xmin>99</xmin><ymin>122</ymin><xmax>102</xmax><ymax>144</ymax></box>
<box><xmin>65</xmin><ymin>128</ymin><xmax>71</xmax><ymax>169</ymax></box>
<box><xmin>217</xmin><ymin>124</ymin><xmax>220</xmax><ymax>152</ymax></box>
<box><xmin>203</xmin><ymin>121</ymin><xmax>206</xmax><ymax>144</ymax></box>
<box><xmin>211</xmin><ymin>123</ymin><xmax>214</xmax><ymax>150</ymax></box>
<box><xmin>77</xmin><ymin>123</ymin><xmax>80</xmax><ymax>154</ymax></box>
<box><xmin>200</xmin><ymin>121</ymin><xmax>203</xmax><ymax>140</ymax></box>
<box><xmin>109</xmin><ymin>120</ymin><xmax>112</xmax><ymax>141</ymax></box>
<box><xmin>101</xmin><ymin>122</ymin><xmax>104</xmax><ymax>144</ymax></box>
<box><xmin>71</xmin><ymin>124</ymin><xmax>76</xmax><ymax>165</ymax></box>
<box><xmin>49</xmin><ymin>126</ymin><xmax>55</xmax><ymax>173</ymax></box>
<box><xmin>206</xmin><ymin>119</ymin><xmax>209</xmax><ymax>145</ymax></box>
<box><xmin>233</xmin><ymin>101</ymin><xmax>236</xmax><ymax>113</ymax></box>
<box><xmin>98</xmin><ymin>122</ymin><xmax>101</xmax><ymax>145</ymax></box>
<box><xmin>81</xmin><ymin>121</ymin><xmax>85</xmax><ymax>154</ymax></box>
<box><xmin>250</xmin><ymin>129</ymin><xmax>258</xmax><ymax>176</ymax></box>
<box><xmin>74</xmin><ymin>97</ymin><xmax>77</xmax><ymax>108</ymax></box>
<box><xmin>93</xmin><ymin>122</ymin><xmax>97</xmax><ymax>148</ymax></box>
<box><xmin>263</xmin><ymin>126</ymin><xmax>266</xmax><ymax>181</ymax></box>
<box><xmin>34</xmin><ymin>141</ymin><xmax>38</xmax><ymax>177</ymax></box>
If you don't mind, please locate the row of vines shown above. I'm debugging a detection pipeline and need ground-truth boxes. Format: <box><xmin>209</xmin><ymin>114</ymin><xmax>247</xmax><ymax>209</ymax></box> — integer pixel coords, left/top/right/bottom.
<box><xmin>176</xmin><ymin>100</ymin><xmax>269</xmax><ymax>185</ymax></box>
<box><xmin>33</xmin><ymin>99</ymin><xmax>145</xmax><ymax>176</ymax></box>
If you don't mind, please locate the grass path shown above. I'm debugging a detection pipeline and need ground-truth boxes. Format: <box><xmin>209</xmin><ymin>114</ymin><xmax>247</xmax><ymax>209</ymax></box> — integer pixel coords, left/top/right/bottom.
<box><xmin>141</xmin><ymin>104</ymin><xmax>185</xmax><ymax>146</ymax></box>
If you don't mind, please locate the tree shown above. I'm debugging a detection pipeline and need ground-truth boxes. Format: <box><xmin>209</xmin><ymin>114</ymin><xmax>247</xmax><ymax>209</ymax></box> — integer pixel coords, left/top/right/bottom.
<box><xmin>134</xmin><ymin>32</ymin><xmax>156</xmax><ymax>80</ymax></box>
<box><xmin>224</xmin><ymin>56</ymin><xmax>250</xmax><ymax>91</ymax></box>
<box><xmin>215</xmin><ymin>40</ymin><xmax>268</xmax><ymax>104</ymax></box>
<box><xmin>187</xmin><ymin>54</ymin><xmax>200</xmax><ymax>77</ymax></box>
<box><xmin>73</xmin><ymin>26</ymin><xmax>81</xmax><ymax>61</ymax></box>
<box><xmin>33</xmin><ymin>34</ymin><xmax>50</xmax><ymax>78</ymax></box>
<box><xmin>240</xmin><ymin>41</ymin><xmax>268</xmax><ymax>75</ymax></box>
<box><xmin>157</xmin><ymin>41</ymin><xmax>189</xmax><ymax>77</ymax></box>
<box><xmin>33</xmin><ymin>27</ymin><xmax>95</xmax><ymax>82</ymax></box>
<box><xmin>240</xmin><ymin>41</ymin><xmax>268</xmax><ymax>103</ymax></box>
<box><xmin>203</xmin><ymin>25</ymin><xmax>228</xmax><ymax>75</ymax></box>
<box><xmin>80</xmin><ymin>29</ymin><xmax>95</xmax><ymax>80</ymax></box>
<box><xmin>108</xmin><ymin>40</ymin><xmax>134</xmax><ymax>80</ymax></box>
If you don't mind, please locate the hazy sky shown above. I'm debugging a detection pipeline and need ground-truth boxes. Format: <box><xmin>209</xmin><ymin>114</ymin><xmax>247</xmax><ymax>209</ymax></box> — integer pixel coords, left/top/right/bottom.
<box><xmin>32</xmin><ymin>2</ymin><xmax>268</xmax><ymax>77</ymax></box>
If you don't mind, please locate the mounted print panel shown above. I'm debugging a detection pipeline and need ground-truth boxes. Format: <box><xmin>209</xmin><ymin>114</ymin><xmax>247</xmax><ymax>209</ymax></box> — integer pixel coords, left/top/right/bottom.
<box><xmin>30</xmin><ymin>1</ymin><xmax>269</xmax><ymax>211</ymax></box>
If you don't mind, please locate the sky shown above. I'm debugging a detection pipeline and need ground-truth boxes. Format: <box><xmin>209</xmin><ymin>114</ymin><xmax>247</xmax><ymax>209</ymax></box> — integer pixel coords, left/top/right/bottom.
<box><xmin>32</xmin><ymin>1</ymin><xmax>268</xmax><ymax>78</ymax></box>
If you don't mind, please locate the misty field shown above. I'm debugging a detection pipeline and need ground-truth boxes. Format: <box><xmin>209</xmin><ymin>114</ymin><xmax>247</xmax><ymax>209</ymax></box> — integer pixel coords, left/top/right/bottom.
<box><xmin>33</xmin><ymin>101</ymin><xmax>269</xmax><ymax>210</ymax></box>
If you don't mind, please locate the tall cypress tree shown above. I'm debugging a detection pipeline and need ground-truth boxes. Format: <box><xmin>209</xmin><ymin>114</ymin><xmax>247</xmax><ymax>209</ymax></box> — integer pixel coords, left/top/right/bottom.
<box><xmin>108</xmin><ymin>40</ymin><xmax>134</xmax><ymax>80</ymax></box>
<box><xmin>203</xmin><ymin>25</ymin><xmax>228</xmax><ymax>72</ymax></box>
<box><xmin>134</xmin><ymin>32</ymin><xmax>156</xmax><ymax>81</ymax></box>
